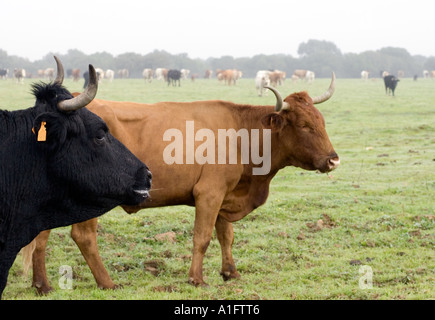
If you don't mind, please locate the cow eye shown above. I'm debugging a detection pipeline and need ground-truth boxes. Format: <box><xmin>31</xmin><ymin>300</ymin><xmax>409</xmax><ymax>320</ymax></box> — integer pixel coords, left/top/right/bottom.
<box><xmin>300</xmin><ymin>123</ymin><xmax>312</xmax><ymax>132</ymax></box>
<box><xmin>94</xmin><ymin>130</ymin><xmax>106</xmax><ymax>145</ymax></box>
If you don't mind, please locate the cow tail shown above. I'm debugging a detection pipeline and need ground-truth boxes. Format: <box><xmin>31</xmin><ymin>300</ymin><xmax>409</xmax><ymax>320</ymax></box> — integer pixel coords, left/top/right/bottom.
<box><xmin>21</xmin><ymin>239</ymin><xmax>36</xmax><ymax>277</ymax></box>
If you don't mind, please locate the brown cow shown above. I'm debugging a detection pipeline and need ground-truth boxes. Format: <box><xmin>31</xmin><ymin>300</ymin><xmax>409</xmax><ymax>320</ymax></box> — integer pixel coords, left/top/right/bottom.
<box><xmin>217</xmin><ymin>69</ymin><xmax>240</xmax><ymax>85</ymax></box>
<box><xmin>269</xmin><ymin>70</ymin><xmax>286</xmax><ymax>86</ymax></box>
<box><xmin>25</xmin><ymin>73</ymin><xmax>340</xmax><ymax>293</ymax></box>
<box><xmin>204</xmin><ymin>69</ymin><xmax>213</xmax><ymax>79</ymax></box>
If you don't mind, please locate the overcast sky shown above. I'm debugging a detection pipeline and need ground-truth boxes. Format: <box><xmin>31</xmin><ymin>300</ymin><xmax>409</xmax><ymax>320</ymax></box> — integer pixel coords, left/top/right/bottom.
<box><xmin>1</xmin><ymin>0</ymin><xmax>431</xmax><ymax>61</ymax></box>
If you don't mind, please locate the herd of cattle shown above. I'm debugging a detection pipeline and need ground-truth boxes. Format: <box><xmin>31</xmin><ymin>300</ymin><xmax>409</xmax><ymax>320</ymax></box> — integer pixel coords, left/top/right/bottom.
<box><xmin>0</xmin><ymin>56</ymin><xmax>343</xmax><ymax>299</ymax></box>
<box><xmin>4</xmin><ymin>64</ymin><xmax>434</xmax><ymax>99</ymax></box>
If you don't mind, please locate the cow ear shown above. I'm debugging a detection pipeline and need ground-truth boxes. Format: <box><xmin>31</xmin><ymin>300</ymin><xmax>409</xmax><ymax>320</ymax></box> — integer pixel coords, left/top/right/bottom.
<box><xmin>33</xmin><ymin>112</ymin><xmax>67</xmax><ymax>150</ymax></box>
<box><xmin>261</xmin><ymin>113</ymin><xmax>284</xmax><ymax>132</ymax></box>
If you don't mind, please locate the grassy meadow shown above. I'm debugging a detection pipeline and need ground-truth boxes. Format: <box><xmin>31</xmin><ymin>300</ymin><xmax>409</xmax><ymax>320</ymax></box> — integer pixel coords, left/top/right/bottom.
<box><xmin>1</xmin><ymin>75</ymin><xmax>434</xmax><ymax>300</ymax></box>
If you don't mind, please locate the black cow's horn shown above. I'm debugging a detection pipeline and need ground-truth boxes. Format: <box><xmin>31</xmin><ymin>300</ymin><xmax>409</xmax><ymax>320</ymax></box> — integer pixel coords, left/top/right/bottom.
<box><xmin>264</xmin><ymin>86</ymin><xmax>290</xmax><ymax>111</ymax></box>
<box><xmin>53</xmin><ymin>56</ymin><xmax>64</xmax><ymax>85</ymax></box>
<box><xmin>57</xmin><ymin>64</ymin><xmax>98</xmax><ymax>112</ymax></box>
<box><xmin>312</xmin><ymin>72</ymin><xmax>335</xmax><ymax>104</ymax></box>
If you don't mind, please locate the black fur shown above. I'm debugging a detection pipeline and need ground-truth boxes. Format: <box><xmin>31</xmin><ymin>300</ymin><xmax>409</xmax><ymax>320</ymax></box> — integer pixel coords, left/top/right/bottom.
<box><xmin>0</xmin><ymin>82</ymin><xmax>151</xmax><ymax>298</ymax></box>
<box><xmin>384</xmin><ymin>75</ymin><xmax>400</xmax><ymax>96</ymax></box>
<box><xmin>167</xmin><ymin>69</ymin><xmax>181</xmax><ymax>86</ymax></box>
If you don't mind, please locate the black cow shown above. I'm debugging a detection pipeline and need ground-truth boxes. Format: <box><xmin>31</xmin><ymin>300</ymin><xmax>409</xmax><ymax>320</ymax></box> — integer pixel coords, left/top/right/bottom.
<box><xmin>167</xmin><ymin>69</ymin><xmax>181</xmax><ymax>86</ymax></box>
<box><xmin>0</xmin><ymin>69</ymin><xmax>8</xmax><ymax>79</ymax></box>
<box><xmin>0</xmin><ymin>57</ymin><xmax>152</xmax><ymax>298</ymax></box>
<box><xmin>384</xmin><ymin>75</ymin><xmax>400</xmax><ymax>96</ymax></box>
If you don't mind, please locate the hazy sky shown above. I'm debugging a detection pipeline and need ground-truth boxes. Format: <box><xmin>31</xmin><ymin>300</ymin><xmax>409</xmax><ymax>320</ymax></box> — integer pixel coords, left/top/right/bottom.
<box><xmin>1</xmin><ymin>0</ymin><xmax>431</xmax><ymax>61</ymax></box>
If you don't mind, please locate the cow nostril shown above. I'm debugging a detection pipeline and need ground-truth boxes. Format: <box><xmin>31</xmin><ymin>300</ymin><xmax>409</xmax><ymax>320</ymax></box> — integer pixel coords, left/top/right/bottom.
<box><xmin>328</xmin><ymin>156</ymin><xmax>340</xmax><ymax>168</ymax></box>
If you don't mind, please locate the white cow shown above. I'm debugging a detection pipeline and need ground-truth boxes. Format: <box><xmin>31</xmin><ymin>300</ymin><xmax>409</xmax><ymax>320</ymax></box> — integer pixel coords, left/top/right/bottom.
<box><xmin>361</xmin><ymin>70</ymin><xmax>369</xmax><ymax>81</ymax></box>
<box><xmin>95</xmin><ymin>68</ymin><xmax>105</xmax><ymax>83</ymax></box>
<box><xmin>306</xmin><ymin>70</ymin><xmax>315</xmax><ymax>83</ymax></box>
<box><xmin>142</xmin><ymin>68</ymin><xmax>153</xmax><ymax>82</ymax></box>
<box><xmin>255</xmin><ymin>70</ymin><xmax>271</xmax><ymax>97</ymax></box>
<box><xmin>180</xmin><ymin>69</ymin><xmax>190</xmax><ymax>80</ymax></box>
<box><xmin>105</xmin><ymin>69</ymin><xmax>115</xmax><ymax>82</ymax></box>
<box><xmin>155</xmin><ymin>68</ymin><xmax>168</xmax><ymax>81</ymax></box>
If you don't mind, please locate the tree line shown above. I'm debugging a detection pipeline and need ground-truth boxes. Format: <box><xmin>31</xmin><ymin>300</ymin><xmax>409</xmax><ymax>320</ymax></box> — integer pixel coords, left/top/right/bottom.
<box><xmin>1</xmin><ymin>40</ymin><xmax>435</xmax><ymax>79</ymax></box>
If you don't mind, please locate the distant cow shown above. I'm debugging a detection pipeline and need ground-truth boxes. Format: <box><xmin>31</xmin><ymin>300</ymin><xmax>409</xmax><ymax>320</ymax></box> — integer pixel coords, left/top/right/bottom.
<box><xmin>305</xmin><ymin>70</ymin><xmax>315</xmax><ymax>83</ymax></box>
<box><xmin>293</xmin><ymin>69</ymin><xmax>314</xmax><ymax>82</ymax></box>
<box><xmin>255</xmin><ymin>70</ymin><xmax>271</xmax><ymax>96</ymax></box>
<box><xmin>95</xmin><ymin>68</ymin><xmax>105</xmax><ymax>83</ymax></box>
<box><xmin>381</xmin><ymin>71</ymin><xmax>389</xmax><ymax>78</ymax></box>
<box><xmin>71</xmin><ymin>69</ymin><xmax>81</xmax><ymax>82</ymax></box>
<box><xmin>293</xmin><ymin>69</ymin><xmax>307</xmax><ymax>80</ymax></box>
<box><xmin>384</xmin><ymin>75</ymin><xmax>400</xmax><ymax>96</ymax></box>
<box><xmin>180</xmin><ymin>69</ymin><xmax>190</xmax><ymax>80</ymax></box>
<box><xmin>0</xmin><ymin>57</ymin><xmax>151</xmax><ymax>298</ymax></box>
<box><xmin>218</xmin><ymin>69</ymin><xmax>239</xmax><ymax>85</ymax></box>
<box><xmin>167</xmin><ymin>69</ymin><xmax>181</xmax><ymax>86</ymax></box>
<box><xmin>13</xmin><ymin>68</ymin><xmax>26</xmax><ymax>84</ymax></box>
<box><xmin>0</xmin><ymin>69</ymin><xmax>8</xmax><ymax>79</ymax></box>
<box><xmin>361</xmin><ymin>70</ymin><xmax>369</xmax><ymax>81</ymax></box>
<box><xmin>155</xmin><ymin>68</ymin><xmax>168</xmax><ymax>81</ymax></box>
<box><xmin>204</xmin><ymin>69</ymin><xmax>213</xmax><ymax>79</ymax></box>
<box><xmin>44</xmin><ymin>68</ymin><xmax>55</xmax><ymax>81</ymax></box>
<box><xmin>142</xmin><ymin>68</ymin><xmax>153</xmax><ymax>82</ymax></box>
<box><xmin>117</xmin><ymin>69</ymin><xmax>129</xmax><ymax>79</ymax></box>
<box><xmin>105</xmin><ymin>69</ymin><xmax>115</xmax><ymax>82</ymax></box>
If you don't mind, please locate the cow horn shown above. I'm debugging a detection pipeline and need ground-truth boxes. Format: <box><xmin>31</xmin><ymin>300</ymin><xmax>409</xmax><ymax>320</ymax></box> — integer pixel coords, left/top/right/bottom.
<box><xmin>264</xmin><ymin>86</ymin><xmax>290</xmax><ymax>111</ymax></box>
<box><xmin>57</xmin><ymin>64</ymin><xmax>98</xmax><ymax>112</ymax></box>
<box><xmin>53</xmin><ymin>56</ymin><xmax>64</xmax><ymax>85</ymax></box>
<box><xmin>312</xmin><ymin>72</ymin><xmax>335</xmax><ymax>104</ymax></box>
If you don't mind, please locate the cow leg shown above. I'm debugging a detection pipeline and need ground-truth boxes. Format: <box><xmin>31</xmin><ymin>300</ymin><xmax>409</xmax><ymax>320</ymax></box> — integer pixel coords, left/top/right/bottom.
<box><xmin>188</xmin><ymin>184</ymin><xmax>225</xmax><ymax>287</ymax></box>
<box><xmin>215</xmin><ymin>215</ymin><xmax>241</xmax><ymax>281</ymax></box>
<box><xmin>71</xmin><ymin>218</ymin><xmax>117</xmax><ymax>290</ymax></box>
<box><xmin>32</xmin><ymin>230</ymin><xmax>53</xmax><ymax>295</ymax></box>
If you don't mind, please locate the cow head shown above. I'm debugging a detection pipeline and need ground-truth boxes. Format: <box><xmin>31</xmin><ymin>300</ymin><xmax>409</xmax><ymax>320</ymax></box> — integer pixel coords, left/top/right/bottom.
<box><xmin>31</xmin><ymin>57</ymin><xmax>152</xmax><ymax>208</ymax></box>
<box><xmin>262</xmin><ymin>73</ymin><xmax>340</xmax><ymax>173</ymax></box>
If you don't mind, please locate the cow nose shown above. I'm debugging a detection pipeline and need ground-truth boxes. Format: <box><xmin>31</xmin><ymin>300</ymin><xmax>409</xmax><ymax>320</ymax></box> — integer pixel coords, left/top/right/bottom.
<box><xmin>147</xmin><ymin>169</ymin><xmax>152</xmax><ymax>185</ymax></box>
<box><xmin>146</xmin><ymin>169</ymin><xmax>152</xmax><ymax>181</ymax></box>
<box><xmin>328</xmin><ymin>155</ymin><xmax>340</xmax><ymax>170</ymax></box>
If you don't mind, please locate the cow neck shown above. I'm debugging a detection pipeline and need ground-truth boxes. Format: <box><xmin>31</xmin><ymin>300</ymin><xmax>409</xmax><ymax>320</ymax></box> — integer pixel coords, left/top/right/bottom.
<box><xmin>233</xmin><ymin>104</ymin><xmax>286</xmax><ymax>175</ymax></box>
<box><xmin>0</xmin><ymin>108</ymin><xmax>38</xmax><ymax>141</ymax></box>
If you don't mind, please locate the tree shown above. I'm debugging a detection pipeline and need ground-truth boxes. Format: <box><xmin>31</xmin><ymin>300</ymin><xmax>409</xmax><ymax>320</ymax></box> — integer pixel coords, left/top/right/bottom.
<box><xmin>298</xmin><ymin>39</ymin><xmax>342</xmax><ymax>57</ymax></box>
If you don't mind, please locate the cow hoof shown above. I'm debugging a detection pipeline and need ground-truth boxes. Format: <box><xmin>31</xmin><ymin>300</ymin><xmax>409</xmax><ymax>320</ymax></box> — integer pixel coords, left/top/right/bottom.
<box><xmin>220</xmin><ymin>270</ymin><xmax>241</xmax><ymax>281</ymax></box>
<box><xmin>188</xmin><ymin>277</ymin><xmax>209</xmax><ymax>288</ymax></box>
<box><xmin>98</xmin><ymin>283</ymin><xmax>122</xmax><ymax>290</ymax></box>
<box><xmin>33</xmin><ymin>282</ymin><xmax>54</xmax><ymax>295</ymax></box>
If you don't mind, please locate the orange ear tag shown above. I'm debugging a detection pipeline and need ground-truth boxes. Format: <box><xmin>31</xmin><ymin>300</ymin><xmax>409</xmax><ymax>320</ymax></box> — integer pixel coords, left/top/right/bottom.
<box><xmin>37</xmin><ymin>121</ymin><xmax>47</xmax><ymax>142</ymax></box>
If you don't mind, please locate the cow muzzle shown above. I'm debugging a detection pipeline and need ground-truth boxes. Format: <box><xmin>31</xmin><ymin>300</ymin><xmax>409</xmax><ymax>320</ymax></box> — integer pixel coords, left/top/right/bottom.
<box><xmin>132</xmin><ymin>167</ymin><xmax>152</xmax><ymax>201</ymax></box>
<box><xmin>327</xmin><ymin>154</ymin><xmax>340</xmax><ymax>171</ymax></box>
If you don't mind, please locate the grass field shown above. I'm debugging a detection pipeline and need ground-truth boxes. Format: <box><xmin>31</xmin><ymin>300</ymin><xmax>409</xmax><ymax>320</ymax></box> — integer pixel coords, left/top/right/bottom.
<box><xmin>1</xmin><ymin>76</ymin><xmax>434</xmax><ymax>300</ymax></box>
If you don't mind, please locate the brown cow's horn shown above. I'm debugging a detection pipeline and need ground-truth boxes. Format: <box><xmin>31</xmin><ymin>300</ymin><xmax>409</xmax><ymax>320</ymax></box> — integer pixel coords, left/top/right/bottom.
<box><xmin>312</xmin><ymin>72</ymin><xmax>335</xmax><ymax>104</ymax></box>
<box><xmin>57</xmin><ymin>64</ymin><xmax>98</xmax><ymax>112</ymax></box>
<box><xmin>264</xmin><ymin>86</ymin><xmax>290</xmax><ymax>111</ymax></box>
<box><xmin>53</xmin><ymin>56</ymin><xmax>64</xmax><ymax>85</ymax></box>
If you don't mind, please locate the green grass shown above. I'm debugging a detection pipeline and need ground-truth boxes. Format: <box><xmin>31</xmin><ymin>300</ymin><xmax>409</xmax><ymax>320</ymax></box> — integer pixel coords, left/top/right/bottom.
<box><xmin>2</xmin><ymin>76</ymin><xmax>434</xmax><ymax>300</ymax></box>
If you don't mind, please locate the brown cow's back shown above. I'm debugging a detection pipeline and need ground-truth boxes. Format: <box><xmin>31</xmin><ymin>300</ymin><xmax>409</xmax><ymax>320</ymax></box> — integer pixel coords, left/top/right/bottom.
<box><xmin>86</xmin><ymin>98</ymin><xmax>272</xmax><ymax>215</ymax></box>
